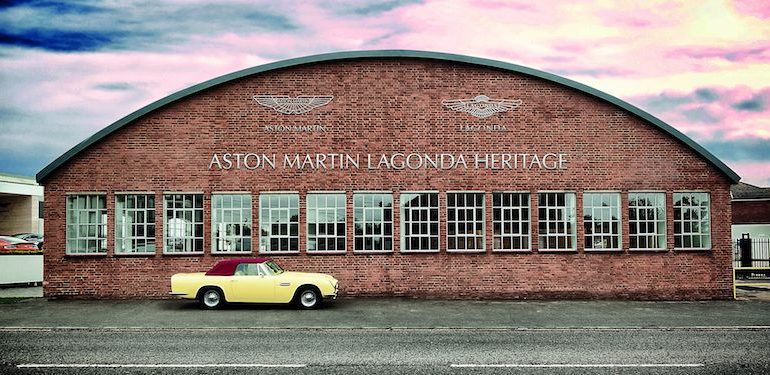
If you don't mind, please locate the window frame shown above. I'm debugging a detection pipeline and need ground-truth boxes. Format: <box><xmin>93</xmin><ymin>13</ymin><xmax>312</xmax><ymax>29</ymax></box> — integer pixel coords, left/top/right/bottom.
<box><xmin>492</xmin><ymin>191</ymin><xmax>532</xmax><ymax>252</ymax></box>
<box><xmin>162</xmin><ymin>192</ymin><xmax>205</xmax><ymax>255</ymax></box>
<box><xmin>258</xmin><ymin>192</ymin><xmax>300</xmax><ymax>254</ymax></box>
<box><xmin>114</xmin><ymin>192</ymin><xmax>156</xmax><ymax>255</ymax></box>
<box><xmin>399</xmin><ymin>191</ymin><xmax>440</xmax><ymax>253</ymax></box>
<box><xmin>446</xmin><ymin>191</ymin><xmax>486</xmax><ymax>253</ymax></box>
<box><xmin>582</xmin><ymin>191</ymin><xmax>622</xmax><ymax>252</ymax></box>
<box><xmin>628</xmin><ymin>191</ymin><xmax>667</xmax><ymax>251</ymax></box>
<box><xmin>536</xmin><ymin>191</ymin><xmax>577</xmax><ymax>252</ymax></box>
<box><xmin>211</xmin><ymin>192</ymin><xmax>253</xmax><ymax>254</ymax></box>
<box><xmin>353</xmin><ymin>191</ymin><xmax>394</xmax><ymax>254</ymax></box>
<box><xmin>673</xmin><ymin>191</ymin><xmax>711</xmax><ymax>251</ymax></box>
<box><xmin>234</xmin><ymin>262</ymin><xmax>264</xmax><ymax>276</ymax></box>
<box><xmin>306</xmin><ymin>192</ymin><xmax>347</xmax><ymax>254</ymax></box>
<box><xmin>65</xmin><ymin>193</ymin><xmax>108</xmax><ymax>255</ymax></box>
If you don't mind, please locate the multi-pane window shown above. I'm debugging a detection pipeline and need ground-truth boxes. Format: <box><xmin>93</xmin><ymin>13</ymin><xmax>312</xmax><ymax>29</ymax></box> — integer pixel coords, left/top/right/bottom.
<box><xmin>674</xmin><ymin>192</ymin><xmax>711</xmax><ymax>249</ymax></box>
<box><xmin>447</xmin><ymin>192</ymin><xmax>485</xmax><ymax>251</ymax></box>
<box><xmin>259</xmin><ymin>194</ymin><xmax>299</xmax><ymax>253</ymax></box>
<box><xmin>537</xmin><ymin>192</ymin><xmax>576</xmax><ymax>250</ymax></box>
<box><xmin>212</xmin><ymin>194</ymin><xmax>252</xmax><ymax>253</ymax></box>
<box><xmin>400</xmin><ymin>192</ymin><xmax>439</xmax><ymax>252</ymax></box>
<box><xmin>583</xmin><ymin>192</ymin><xmax>621</xmax><ymax>250</ymax></box>
<box><xmin>354</xmin><ymin>193</ymin><xmax>393</xmax><ymax>252</ymax></box>
<box><xmin>492</xmin><ymin>192</ymin><xmax>530</xmax><ymax>251</ymax></box>
<box><xmin>163</xmin><ymin>194</ymin><xmax>204</xmax><ymax>253</ymax></box>
<box><xmin>628</xmin><ymin>192</ymin><xmax>666</xmax><ymax>250</ymax></box>
<box><xmin>66</xmin><ymin>194</ymin><xmax>107</xmax><ymax>254</ymax></box>
<box><xmin>115</xmin><ymin>194</ymin><xmax>156</xmax><ymax>254</ymax></box>
<box><xmin>307</xmin><ymin>193</ymin><xmax>346</xmax><ymax>253</ymax></box>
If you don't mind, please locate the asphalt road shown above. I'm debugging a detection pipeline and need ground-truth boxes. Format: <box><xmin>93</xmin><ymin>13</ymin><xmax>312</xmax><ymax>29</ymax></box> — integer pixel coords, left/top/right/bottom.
<box><xmin>3</xmin><ymin>298</ymin><xmax>770</xmax><ymax>374</ymax></box>
<box><xmin>3</xmin><ymin>298</ymin><xmax>770</xmax><ymax>328</ymax></box>
<box><xmin>2</xmin><ymin>327</ymin><xmax>769</xmax><ymax>374</ymax></box>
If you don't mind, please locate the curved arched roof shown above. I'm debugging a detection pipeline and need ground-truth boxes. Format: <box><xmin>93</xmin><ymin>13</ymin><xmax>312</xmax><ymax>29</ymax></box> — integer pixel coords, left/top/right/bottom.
<box><xmin>36</xmin><ymin>49</ymin><xmax>740</xmax><ymax>183</ymax></box>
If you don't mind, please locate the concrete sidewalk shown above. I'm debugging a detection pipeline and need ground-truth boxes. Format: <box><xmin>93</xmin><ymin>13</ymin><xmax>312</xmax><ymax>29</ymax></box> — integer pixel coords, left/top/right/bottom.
<box><xmin>1</xmin><ymin>298</ymin><xmax>769</xmax><ymax>329</ymax></box>
<box><xmin>0</xmin><ymin>286</ymin><xmax>42</xmax><ymax>298</ymax></box>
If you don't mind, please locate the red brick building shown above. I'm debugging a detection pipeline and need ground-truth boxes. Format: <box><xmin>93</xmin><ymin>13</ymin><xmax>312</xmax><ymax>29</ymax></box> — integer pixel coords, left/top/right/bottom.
<box><xmin>731</xmin><ymin>182</ymin><xmax>770</xmax><ymax>241</ymax></box>
<box><xmin>37</xmin><ymin>50</ymin><xmax>740</xmax><ymax>300</ymax></box>
<box><xmin>732</xmin><ymin>183</ymin><xmax>770</xmax><ymax>225</ymax></box>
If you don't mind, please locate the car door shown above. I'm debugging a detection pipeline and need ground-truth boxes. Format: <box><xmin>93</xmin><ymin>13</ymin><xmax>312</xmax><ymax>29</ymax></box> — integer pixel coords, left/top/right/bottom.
<box><xmin>273</xmin><ymin>272</ymin><xmax>298</xmax><ymax>303</ymax></box>
<box><xmin>228</xmin><ymin>263</ymin><xmax>275</xmax><ymax>302</ymax></box>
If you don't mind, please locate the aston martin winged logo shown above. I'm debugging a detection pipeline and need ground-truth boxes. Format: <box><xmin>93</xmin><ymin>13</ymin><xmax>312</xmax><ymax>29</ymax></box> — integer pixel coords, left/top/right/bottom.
<box><xmin>253</xmin><ymin>95</ymin><xmax>334</xmax><ymax>115</ymax></box>
<box><xmin>442</xmin><ymin>95</ymin><xmax>522</xmax><ymax>118</ymax></box>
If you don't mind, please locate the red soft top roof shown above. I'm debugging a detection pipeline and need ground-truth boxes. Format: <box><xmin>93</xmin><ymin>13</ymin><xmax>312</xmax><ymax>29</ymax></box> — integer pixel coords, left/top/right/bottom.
<box><xmin>205</xmin><ymin>257</ymin><xmax>272</xmax><ymax>276</ymax></box>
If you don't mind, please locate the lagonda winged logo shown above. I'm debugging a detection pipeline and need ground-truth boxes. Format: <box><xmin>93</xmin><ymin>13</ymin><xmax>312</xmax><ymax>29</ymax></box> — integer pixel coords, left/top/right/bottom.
<box><xmin>253</xmin><ymin>95</ymin><xmax>334</xmax><ymax>115</ymax></box>
<box><xmin>442</xmin><ymin>95</ymin><xmax>522</xmax><ymax>118</ymax></box>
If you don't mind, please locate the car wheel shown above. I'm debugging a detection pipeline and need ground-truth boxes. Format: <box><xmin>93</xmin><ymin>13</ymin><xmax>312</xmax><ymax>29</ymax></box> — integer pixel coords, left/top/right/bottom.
<box><xmin>199</xmin><ymin>287</ymin><xmax>224</xmax><ymax>309</ymax></box>
<box><xmin>296</xmin><ymin>287</ymin><xmax>322</xmax><ymax>309</ymax></box>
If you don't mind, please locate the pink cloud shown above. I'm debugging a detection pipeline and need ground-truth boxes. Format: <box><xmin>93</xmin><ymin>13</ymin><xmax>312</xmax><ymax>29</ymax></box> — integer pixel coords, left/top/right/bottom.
<box><xmin>2</xmin><ymin>0</ymin><xmax>770</xmax><ymax>185</ymax></box>
<box><xmin>734</xmin><ymin>0</ymin><xmax>770</xmax><ymax>18</ymax></box>
<box><xmin>634</xmin><ymin>86</ymin><xmax>770</xmax><ymax>142</ymax></box>
<box><xmin>727</xmin><ymin>161</ymin><xmax>770</xmax><ymax>186</ymax></box>
<box><xmin>669</xmin><ymin>43</ymin><xmax>770</xmax><ymax>63</ymax></box>
<box><xmin>595</xmin><ymin>4</ymin><xmax>683</xmax><ymax>29</ymax></box>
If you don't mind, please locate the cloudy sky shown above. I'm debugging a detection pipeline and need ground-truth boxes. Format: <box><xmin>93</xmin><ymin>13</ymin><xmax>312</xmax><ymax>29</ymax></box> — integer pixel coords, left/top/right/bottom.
<box><xmin>0</xmin><ymin>0</ymin><xmax>768</xmax><ymax>185</ymax></box>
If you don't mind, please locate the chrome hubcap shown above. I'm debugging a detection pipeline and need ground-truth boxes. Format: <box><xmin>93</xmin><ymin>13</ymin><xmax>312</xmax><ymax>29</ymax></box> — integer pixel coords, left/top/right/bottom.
<box><xmin>301</xmin><ymin>291</ymin><xmax>317</xmax><ymax>307</ymax></box>
<box><xmin>204</xmin><ymin>290</ymin><xmax>220</xmax><ymax>307</ymax></box>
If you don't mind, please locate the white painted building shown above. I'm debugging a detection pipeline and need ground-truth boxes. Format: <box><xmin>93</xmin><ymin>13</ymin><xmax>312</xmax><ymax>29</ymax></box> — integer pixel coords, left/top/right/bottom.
<box><xmin>0</xmin><ymin>173</ymin><xmax>44</xmax><ymax>236</ymax></box>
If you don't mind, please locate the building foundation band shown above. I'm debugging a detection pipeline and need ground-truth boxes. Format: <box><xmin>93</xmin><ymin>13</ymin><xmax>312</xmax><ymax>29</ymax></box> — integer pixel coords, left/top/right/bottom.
<box><xmin>38</xmin><ymin>51</ymin><xmax>739</xmax><ymax>300</ymax></box>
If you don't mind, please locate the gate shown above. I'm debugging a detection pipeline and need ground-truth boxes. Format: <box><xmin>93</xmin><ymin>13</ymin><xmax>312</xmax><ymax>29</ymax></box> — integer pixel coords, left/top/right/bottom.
<box><xmin>733</xmin><ymin>234</ymin><xmax>770</xmax><ymax>298</ymax></box>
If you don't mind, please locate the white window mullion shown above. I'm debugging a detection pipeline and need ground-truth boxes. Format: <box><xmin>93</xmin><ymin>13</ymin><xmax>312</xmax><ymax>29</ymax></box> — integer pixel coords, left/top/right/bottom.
<box><xmin>447</xmin><ymin>192</ymin><xmax>485</xmax><ymax>252</ymax></box>
<box><xmin>212</xmin><ymin>194</ymin><xmax>252</xmax><ymax>254</ymax></box>
<box><xmin>66</xmin><ymin>194</ymin><xmax>107</xmax><ymax>254</ymax></box>
<box><xmin>492</xmin><ymin>192</ymin><xmax>531</xmax><ymax>251</ymax></box>
<box><xmin>629</xmin><ymin>192</ymin><xmax>667</xmax><ymax>251</ymax></box>
<box><xmin>259</xmin><ymin>194</ymin><xmax>299</xmax><ymax>253</ymax></box>
<box><xmin>354</xmin><ymin>193</ymin><xmax>394</xmax><ymax>253</ymax></box>
<box><xmin>163</xmin><ymin>194</ymin><xmax>203</xmax><ymax>254</ymax></box>
<box><xmin>115</xmin><ymin>194</ymin><xmax>156</xmax><ymax>254</ymax></box>
<box><xmin>583</xmin><ymin>192</ymin><xmax>621</xmax><ymax>251</ymax></box>
<box><xmin>674</xmin><ymin>192</ymin><xmax>711</xmax><ymax>250</ymax></box>
<box><xmin>307</xmin><ymin>193</ymin><xmax>346</xmax><ymax>254</ymax></box>
<box><xmin>400</xmin><ymin>192</ymin><xmax>439</xmax><ymax>252</ymax></box>
<box><xmin>537</xmin><ymin>192</ymin><xmax>576</xmax><ymax>251</ymax></box>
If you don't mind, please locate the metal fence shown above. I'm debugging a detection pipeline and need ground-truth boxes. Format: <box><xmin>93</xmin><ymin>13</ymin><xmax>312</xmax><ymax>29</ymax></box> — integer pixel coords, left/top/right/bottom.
<box><xmin>733</xmin><ymin>236</ymin><xmax>770</xmax><ymax>268</ymax></box>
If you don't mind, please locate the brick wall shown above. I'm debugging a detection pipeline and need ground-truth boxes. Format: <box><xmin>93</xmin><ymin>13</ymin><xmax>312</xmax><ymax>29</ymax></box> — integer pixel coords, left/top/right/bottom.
<box><xmin>733</xmin><ymin>201</ymin><xmax>770</xmax><ymax>224</ymax></box>
<box><xmin>42</xmin><ymin>58</ymin><xmax>734</xmax><ymax>300</ymax></box>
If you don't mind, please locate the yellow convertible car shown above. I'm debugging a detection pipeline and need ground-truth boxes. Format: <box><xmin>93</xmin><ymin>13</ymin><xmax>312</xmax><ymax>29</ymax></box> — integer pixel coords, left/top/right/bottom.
<box><xmin>170</xmin><ymin>258</ymin><xmax>339</xmax><ymax>309</ymax></box>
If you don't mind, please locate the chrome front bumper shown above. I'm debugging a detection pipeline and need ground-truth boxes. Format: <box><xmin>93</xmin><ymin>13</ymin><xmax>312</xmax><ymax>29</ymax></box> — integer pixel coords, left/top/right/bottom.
<box><xmin>325</xmin><ymin>282</ymin><xmax>339</xmax><ymax>299</ymax></box>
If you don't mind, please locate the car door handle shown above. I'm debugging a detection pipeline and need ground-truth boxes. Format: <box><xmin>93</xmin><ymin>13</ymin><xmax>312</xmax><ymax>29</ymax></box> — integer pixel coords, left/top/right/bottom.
<box><xmin>231</xmin><ymin>280</ymin><xmax>238</xmax><ymax>283</ymax></box>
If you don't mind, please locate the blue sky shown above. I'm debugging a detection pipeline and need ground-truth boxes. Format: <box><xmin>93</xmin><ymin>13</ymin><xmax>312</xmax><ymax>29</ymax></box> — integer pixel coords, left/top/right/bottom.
<box><xmin>0</xmin><ymin>0</ymin><xmax>768</xmax><ymax>185</ymax></box>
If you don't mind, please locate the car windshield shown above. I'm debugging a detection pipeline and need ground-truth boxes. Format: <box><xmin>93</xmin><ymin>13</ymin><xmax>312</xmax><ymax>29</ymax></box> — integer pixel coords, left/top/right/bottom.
<box><xmin>263</xmin><ymin>260</ymin><xmax>284</xmax><ymax>275</ymax></box>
